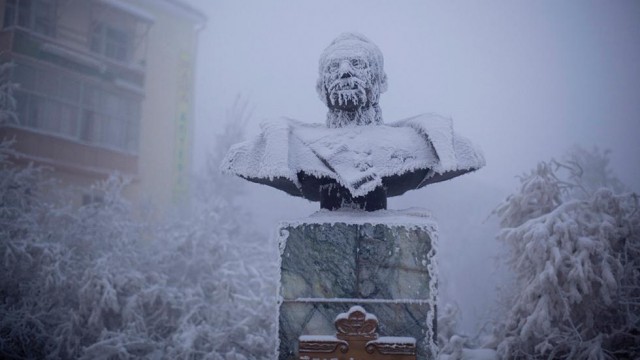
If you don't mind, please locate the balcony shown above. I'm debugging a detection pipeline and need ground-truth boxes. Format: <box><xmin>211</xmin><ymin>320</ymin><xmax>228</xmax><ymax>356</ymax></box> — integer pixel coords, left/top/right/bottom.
<box><xmin>1</xmin><ymin>26</ymin><xmax>145</xmax><ymax>90</ymax></box>
<box><xmin>0</xmin><ymin>126</ymin><xmax>138</xmax><ymax>177</ymax></box>
<box><xmin>0</xmin><ymin>0</ymin><xmax>151</xmax><ymax>90</ymax></box>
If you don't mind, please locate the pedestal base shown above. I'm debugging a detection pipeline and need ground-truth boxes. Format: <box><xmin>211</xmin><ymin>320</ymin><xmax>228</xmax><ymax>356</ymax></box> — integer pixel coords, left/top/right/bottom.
<box><xmin>277</xmin><ymin>209</ymin><xmax>438</xmax><ymax>360</ymax></box>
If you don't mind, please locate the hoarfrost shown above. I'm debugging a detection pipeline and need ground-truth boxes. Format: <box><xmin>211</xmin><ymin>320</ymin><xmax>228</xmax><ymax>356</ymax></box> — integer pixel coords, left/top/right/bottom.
<box><xmin>221</xmin><ymin>114</ymin><xmax>485</xmax><ymax>199</ymax></box>
<box><xmin>317</xmin><ymin>33</ymin><xmax>387</xmax><ymax>128</ymax></box>
<box><xmin>0</xmin><ymin>99</ymin><xmax>278</xmax><ymax>359</ymax></box>
<box><xmin>491</xmin><ymin>147</ymin><xmax>640</xmax><ymax>359</ymax></box>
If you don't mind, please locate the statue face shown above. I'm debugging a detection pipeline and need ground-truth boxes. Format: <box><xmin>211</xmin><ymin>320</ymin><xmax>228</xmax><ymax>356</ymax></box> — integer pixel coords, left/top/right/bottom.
<box><xmin>317</xmin><ymin>34</ymin><xmax>387</xmax><ymax>113</ymax></box>
<box><xmin>322</xmin><ymin>48</ymin><xmax>373</xmax><ymax>111</ymax></box>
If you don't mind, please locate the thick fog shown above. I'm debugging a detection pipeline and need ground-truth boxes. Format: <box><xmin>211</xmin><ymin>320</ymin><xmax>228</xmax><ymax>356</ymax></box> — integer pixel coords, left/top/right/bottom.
<box><xmin>186</xmin><ymin>0</ymin><xmax>640</xmax><ymax>334</ymax></box>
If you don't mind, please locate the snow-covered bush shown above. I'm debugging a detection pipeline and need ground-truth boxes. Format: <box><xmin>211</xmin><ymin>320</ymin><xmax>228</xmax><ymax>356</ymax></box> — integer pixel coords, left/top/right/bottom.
<box><xmin>493</xmin><ymin>147</ymin><xmax>640</xmax><ymax>359</ymax></box>
<box><xmin>0</xmin><ymin>95</ymin><xmax>277</xmax><ymax>359</ymax></box>
<box><xmin>437</xmin><ymin>302</ymin><xmax>499</xmax><ymax>360</ymax></box>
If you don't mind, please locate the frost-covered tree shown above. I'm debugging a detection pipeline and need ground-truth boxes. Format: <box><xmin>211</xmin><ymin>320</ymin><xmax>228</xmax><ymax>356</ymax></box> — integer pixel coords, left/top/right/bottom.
<box><xmin>437</xmin><ymin>302</ymin><xmax>499</xmax><ymax>360</ymax></box>
<box><xmin>147</xmin><ymin>95</ymin><xmax>277</xmax><ymax>359</ymax></box>
<box><xmin>0</xmin><ymin>95</ymin><xmax>277</xmax><ymax>359</ymax></box>
<box><xmin>493</xmin><ymin>147</ymin><xmax>640</xmax><ymax>359</ymax></box>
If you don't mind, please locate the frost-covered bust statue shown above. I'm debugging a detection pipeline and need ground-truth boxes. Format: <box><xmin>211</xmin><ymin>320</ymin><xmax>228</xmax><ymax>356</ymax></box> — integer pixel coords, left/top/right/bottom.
<box><xmin>221</xmin><ymin>33</ymin><xmax>485</xmax><ymax>211</ymax></box>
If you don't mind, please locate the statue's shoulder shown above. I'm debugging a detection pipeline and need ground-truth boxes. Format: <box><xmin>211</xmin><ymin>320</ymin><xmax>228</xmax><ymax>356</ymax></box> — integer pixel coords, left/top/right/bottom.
<box><xmin>220</xmin><ymin>117</ymin><xmax>306</xmax><ymax>180</ymax></box>
<box><xmin>389</xmin><ymin>113</ymin><xmax>485</xmax><ymax>172</ymax></box>
<box><xmin>389</xmin><ymin>113</ymin><xmax>452</xmax><ymax>133</ymax></box>
<box><xmin>259</xmin><ymin>117</ymin><xmax>323</xmax><ymax>129</ymax></box>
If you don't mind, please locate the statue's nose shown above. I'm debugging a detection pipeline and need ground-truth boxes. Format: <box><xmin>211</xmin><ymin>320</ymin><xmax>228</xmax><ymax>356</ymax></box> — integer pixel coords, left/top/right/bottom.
<box><xmin>339</xmin><ymin>60</ymin><xmax>353</xmax><ymax>78</ymax></box>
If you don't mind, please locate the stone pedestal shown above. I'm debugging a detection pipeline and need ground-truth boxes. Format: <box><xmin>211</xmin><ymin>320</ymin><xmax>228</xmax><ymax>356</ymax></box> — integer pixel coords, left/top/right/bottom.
<box><xmin>277</xmin><ymin>209</ymin><xmax>438</xmax><ymax>360</ymax></box>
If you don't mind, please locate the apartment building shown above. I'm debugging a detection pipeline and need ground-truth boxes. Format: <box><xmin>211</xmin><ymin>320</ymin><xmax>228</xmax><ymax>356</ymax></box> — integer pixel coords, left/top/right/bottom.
<box><xmin>0</xmin><ymin>0</ymin><xmax>205</xmax><ymax>207</ymax></box>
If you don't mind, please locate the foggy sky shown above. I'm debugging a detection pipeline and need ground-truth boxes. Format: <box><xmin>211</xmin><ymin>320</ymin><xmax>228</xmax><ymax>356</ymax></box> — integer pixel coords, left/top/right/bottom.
<box><xmin>183</xmin><ymin>0</ymin><xmax>640</xmax><ymax>333</ymax></box>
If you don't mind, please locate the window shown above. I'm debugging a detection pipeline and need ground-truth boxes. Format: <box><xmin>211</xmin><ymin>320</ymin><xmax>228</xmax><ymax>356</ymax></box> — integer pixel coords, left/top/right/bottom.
<box><xmin>90</xmin><ymin>22</ymin><xmax>131</xmax><ymax>62</ymax></box>
<box><xmin>3</xmin><ymin>0</ymin><xmax>17</xmax><ymax>28</ymax></box>
<box><xmin>11</xmin><ymin>61</ymin><xmax>141</xmax><ymax>153</ymax></box>
<box><xmin>80</xmin><ymin>110</ymin><xmax>99</xmax><ymax>143</ymax></box>
<box><xmin>58</xmin><ymin>102</ymin><xmax>77</xmax><ymax>137</ymax></box>
<box><xmin>82</xmin><ymin>85</ymin><xmax>140</xmax><ymax>152</ymax></box>
<box><xmin>82</xmin><ymin>193</ymin><xmax>104</xmax><ymax>206</ymax></box>
<box><xmin>3</xmin><ymin>0</ymin><xmax>56</xmax><ymax>36</ymax></box>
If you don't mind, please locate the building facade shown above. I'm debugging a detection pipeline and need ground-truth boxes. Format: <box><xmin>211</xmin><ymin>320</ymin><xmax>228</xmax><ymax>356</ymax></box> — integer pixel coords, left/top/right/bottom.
<box><xmin>0</xmin><ymin>0</ymin><xmax>205</xmax><ymax>207</ymax></box>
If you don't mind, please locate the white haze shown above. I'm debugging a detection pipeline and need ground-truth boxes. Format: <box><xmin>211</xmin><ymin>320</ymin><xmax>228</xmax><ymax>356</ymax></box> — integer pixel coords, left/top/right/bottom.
<box><xmin>185</xmin><ymin>0</ymin><xmax>640</xmax><ymax>334</ymax></box>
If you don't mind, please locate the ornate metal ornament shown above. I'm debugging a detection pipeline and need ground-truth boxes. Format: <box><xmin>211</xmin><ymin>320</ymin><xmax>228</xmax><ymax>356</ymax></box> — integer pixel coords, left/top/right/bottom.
<box><xmin>298</xmin><ymin>306</ymin><xmax>417</xmax><ymax>360</ymax></box>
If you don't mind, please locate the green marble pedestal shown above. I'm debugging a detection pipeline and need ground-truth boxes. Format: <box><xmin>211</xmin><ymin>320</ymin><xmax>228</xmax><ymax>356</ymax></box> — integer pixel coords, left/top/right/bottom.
<box><xmin>277</xmin><ymin>209</ymin><xmax>438</xmax><ymax>360</ymax></box>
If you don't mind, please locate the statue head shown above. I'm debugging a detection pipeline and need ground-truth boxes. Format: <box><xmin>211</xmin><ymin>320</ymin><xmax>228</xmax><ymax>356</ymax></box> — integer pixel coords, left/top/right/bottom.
<box><xmin>316</xmin><ymin>33</ymin><xmax>388</xmax><ymax>127</ymax></box>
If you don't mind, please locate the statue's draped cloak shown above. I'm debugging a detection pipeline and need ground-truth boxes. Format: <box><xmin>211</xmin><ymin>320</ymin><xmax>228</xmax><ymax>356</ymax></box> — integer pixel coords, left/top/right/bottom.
<box><xmin>221</xmin><ymin>113</ymin><xmax>485</xmax><ymax>201</ymax></box>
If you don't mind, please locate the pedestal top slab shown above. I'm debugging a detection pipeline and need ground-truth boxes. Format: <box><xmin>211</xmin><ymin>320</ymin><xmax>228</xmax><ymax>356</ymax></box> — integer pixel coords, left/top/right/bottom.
<box><xmin>277</xmin><ymin>208</ymin><xmax>438</xmax><ymax>228</ymax></box>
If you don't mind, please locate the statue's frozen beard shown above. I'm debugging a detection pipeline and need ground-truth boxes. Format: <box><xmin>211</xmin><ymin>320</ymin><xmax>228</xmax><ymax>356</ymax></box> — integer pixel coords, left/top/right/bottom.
<box><xmin>320</xmin><ymin>65</ymin><xmax>383</xmax><ymax>127</ymax></box>
<box><xmin>326</xmin><ymin>77</ymin><xmax>369</xmax><ymax>111</ymax></box>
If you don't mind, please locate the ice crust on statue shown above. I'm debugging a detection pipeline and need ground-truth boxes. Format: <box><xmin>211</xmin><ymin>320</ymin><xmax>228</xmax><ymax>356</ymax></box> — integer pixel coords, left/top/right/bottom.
<box><xmin>221</xmin><ymin>32</ymin><xmax>485</xmax><ymax>205</ymax></box>
<box><xmin>222</xmin><ymin>114</ymin><xmax>484</xmax><ymax>199</ymax></box>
